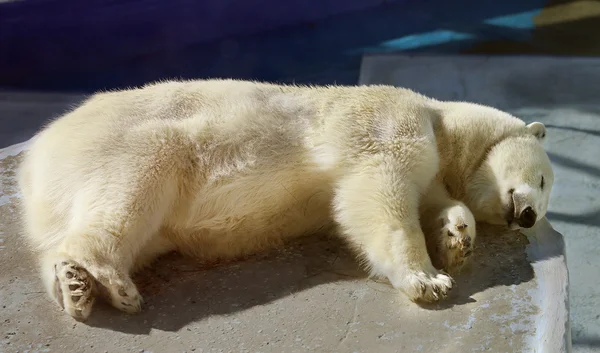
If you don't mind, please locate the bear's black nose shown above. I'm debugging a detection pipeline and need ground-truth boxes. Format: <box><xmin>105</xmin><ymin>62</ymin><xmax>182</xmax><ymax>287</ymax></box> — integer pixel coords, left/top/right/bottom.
<box><xmin>518</xmin><ymin>207</ymin><xmax>537</xmax><ymax>228</ymax></box>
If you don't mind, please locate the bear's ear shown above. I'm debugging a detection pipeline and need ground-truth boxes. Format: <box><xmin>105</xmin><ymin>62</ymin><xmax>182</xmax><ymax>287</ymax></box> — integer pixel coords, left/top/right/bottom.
<box><xmin>526</xmin><ymin>122</ymin><xmax>547</xmax><ymax>141</ymax></box>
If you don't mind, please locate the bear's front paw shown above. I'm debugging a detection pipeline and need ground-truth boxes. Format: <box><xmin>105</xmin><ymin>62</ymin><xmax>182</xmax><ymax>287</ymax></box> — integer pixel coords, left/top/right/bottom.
<box><xmin>402</xmin><ymin>269</ymin><xmax>455</xmax><ymax>302</ymax></box>
<box><xmin>427</xmin><ymin>204</ymin><xmax>476</xmax><ymax>272</ymax></box>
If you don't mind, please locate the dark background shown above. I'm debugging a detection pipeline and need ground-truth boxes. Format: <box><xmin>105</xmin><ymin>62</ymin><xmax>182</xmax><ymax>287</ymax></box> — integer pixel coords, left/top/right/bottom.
<box><xmin>2</xmin><ymin>0</ymin><xmax>596</xmax><ymax>93</ymax></box>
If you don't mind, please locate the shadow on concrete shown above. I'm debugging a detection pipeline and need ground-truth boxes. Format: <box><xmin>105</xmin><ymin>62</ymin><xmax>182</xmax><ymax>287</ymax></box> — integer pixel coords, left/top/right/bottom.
<box><xmin>501</xmin><ymin>67</ymin><xmax>600</xmax><ymax>110</ymax></box>
<box><xmin>546</xmin><ymin>124</ymin><xmax>600</xmax><ymax>138</ymax></box>
<box><xmin>547</xmin><ymin>209</ymin><xmax>600</xmax><ymax>228</ymax></box>
<box><xmin>85</xmin><ymin>234</ymin><xmax>364</xmax><ymax>334</ymax></box>
<box><xmin>499</xmin><ymin>61</ymin><xmax>600</xmax><ymax>117</ymax></box>
<box><xmin>547</xmin><ymin>152</ymin><xmax>600</xmax><ymax>179</ymax></box>
<box><xmin>573</xmin><ymin>335</ymin><xmax>600</xmax><ymax>348</ymax></box>
<box><xmin>419</xmin><ymin>224</ymin><xmax>534</xmax><ymax>310</ymax></box>
<box><xmin>83</xmin><ymin>226</ymin><xmax>534</xmax><ymax>334</ymax></box>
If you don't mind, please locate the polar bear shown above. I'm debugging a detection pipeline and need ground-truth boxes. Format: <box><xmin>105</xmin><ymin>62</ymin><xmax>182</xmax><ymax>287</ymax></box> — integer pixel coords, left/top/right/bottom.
<box><xmin>17</xmin><ymin>79</ymin><xmax>553</xmax><ymax>320</ymax></box>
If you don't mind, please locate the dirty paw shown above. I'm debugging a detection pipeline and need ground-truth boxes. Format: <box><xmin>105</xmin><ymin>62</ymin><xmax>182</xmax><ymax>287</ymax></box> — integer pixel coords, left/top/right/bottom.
<box><xmin>431</xmin><ymin>204</ymin><xmax>476</xmax><ymax>271</ymax></box>
<box><xmin>54</xmin><ymin>261</ymin><xmax>95</xmax><ymax>320</ymax></box>
<box><xmin>443</xmin><ymin>222</ymin><xmax>474</xmax><ymax>268</ymax></box>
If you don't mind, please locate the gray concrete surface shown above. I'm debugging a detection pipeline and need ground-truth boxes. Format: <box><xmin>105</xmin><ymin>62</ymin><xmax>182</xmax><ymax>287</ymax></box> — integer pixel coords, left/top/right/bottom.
<box><xmin>0</xmin><ymin>91</ymin><xmax>86</xmax><ymax>148</ymax></box>
<box><xmin>0</xmin><ymin>60</ymin><xmax>573</xmax><ymax>352</ymax></box>
<box><xmin>0</xmin><ymin>197</ymin><xmax>565</xmax><ymax>353</ymax></box>
<box><xmin>0</xmin><ymin>145</ymin><xmax>569</xmax><ymax>352</ymax></box>
<box><xmin>360</xmin><ymin>53</ymin><xmax>600</xmax><ymax>352</ymax></box>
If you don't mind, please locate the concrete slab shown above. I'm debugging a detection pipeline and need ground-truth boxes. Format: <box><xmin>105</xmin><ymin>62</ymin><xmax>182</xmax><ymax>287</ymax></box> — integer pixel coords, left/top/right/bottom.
<box><xmin>0</xmin><ymin>83</ymin><xmax>571</xmax><ymax>352</ymax></box>
<box><xmin>360</xmin><ymin>54</ymin><xmax>600</xmax><ymax>352</ymax></box>
<box><xmin>0</xmin><ymin>91</ymin><xmax>86</xmax><ymax>148</ymax></box>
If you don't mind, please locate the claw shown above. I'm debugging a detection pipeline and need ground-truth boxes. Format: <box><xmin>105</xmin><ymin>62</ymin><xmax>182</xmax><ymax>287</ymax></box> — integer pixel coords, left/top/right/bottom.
<box><xmin>54</xmin><ymin>261</ymin><xmax>95</xmax><ymax>320</ymax></box>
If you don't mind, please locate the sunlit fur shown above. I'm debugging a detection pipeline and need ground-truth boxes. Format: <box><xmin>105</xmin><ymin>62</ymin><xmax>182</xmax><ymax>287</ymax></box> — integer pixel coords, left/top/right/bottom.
<box><xmin>17</xmin><ymin>79</ymin><xmax>553</xmax><ymax>320</ymax></box>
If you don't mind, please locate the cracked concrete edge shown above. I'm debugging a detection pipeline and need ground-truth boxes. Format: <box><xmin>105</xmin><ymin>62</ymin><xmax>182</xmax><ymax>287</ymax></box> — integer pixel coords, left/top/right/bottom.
<box><xmin>523</xmin><ymin>217</ymin><xmax>572</xmax><ymax>353</ymax></box>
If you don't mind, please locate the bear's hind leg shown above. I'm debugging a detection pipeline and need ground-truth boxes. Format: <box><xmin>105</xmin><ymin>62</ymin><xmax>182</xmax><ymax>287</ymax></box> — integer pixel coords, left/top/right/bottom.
<box><xmin>43</xmin><ymin>146</ymin><xmax>186</xmax><ymax>319</ymax></box>
<box><xmin>43</xmin><ymin>247</ymin><xmax>145</xmax><ymax>320</ymax></box>
<box><xmin>45</xmin><ymin>225</ymin><xmax>151</xmax><ymax>320</ymax></box>
<box><xmin>40</xmin><ymin>251</ymin><xmax>96</xmax><ymax>320</ymax></box>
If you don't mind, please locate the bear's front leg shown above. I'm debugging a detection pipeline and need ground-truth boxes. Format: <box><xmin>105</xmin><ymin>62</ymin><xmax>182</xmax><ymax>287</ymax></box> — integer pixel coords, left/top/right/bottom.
<box><xmin>333</xmin><ymin>155</ymin><xmax>454</xmax><ymax>302</ymax></box>
<box><xmin>420</xmin><ymin>180</ymin><xmax>476</xmax><ymax>272</ymax></box>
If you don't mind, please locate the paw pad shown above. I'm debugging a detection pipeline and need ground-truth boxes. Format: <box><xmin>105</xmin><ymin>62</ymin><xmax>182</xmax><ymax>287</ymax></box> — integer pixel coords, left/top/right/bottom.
<box><xmin>54</xmin><ymin>261</ymin><xmax>95</xmax><ymax>320</ymax></box>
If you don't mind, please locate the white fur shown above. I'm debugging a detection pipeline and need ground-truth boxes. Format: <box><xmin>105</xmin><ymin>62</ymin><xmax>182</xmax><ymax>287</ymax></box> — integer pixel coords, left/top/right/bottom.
<box><xmin>17</xmin><ymin>79</ymin><xmax>554</xmax><ymax>320</ymax></box>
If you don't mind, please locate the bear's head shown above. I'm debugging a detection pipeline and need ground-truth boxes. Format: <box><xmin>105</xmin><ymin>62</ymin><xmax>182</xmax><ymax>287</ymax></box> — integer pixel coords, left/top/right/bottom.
<box><xmin>466</xmin><ymin>122</ymin><xmax>554</xmax><ymax>230</ymax></box>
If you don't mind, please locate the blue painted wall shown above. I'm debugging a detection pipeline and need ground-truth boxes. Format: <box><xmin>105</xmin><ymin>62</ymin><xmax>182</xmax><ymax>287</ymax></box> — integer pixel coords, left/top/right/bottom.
<box><xmin>0</xmin><ymin>0</ymin><xmax>547</xmax><ymax>92</ymax></box>
<box><xmin>0</xmin><ymin>0</ymin><xmax>405</xmax><ymax>86</ymax></box>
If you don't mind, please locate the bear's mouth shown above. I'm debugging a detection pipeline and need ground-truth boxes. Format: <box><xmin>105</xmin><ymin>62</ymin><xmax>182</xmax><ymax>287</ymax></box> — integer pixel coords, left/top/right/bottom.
<box><xmin>505</xmin><ymin>189</ymin><xmax>517</xmax><ymax>227</ymax></box>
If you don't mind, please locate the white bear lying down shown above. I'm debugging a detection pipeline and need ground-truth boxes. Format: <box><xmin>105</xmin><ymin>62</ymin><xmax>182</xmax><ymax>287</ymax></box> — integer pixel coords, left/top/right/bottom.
<box><xmin>17</xmin><ymin>79</ymin><xmax>554</xmax><ymax>320</ymax></box>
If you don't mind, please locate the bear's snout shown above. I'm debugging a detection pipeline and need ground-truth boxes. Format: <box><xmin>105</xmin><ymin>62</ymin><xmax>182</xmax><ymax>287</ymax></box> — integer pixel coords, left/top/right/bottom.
<box><xmin>517</xmin><ymin>206</ymin><xmax>537</xmax><ymax>228</ymax></box>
